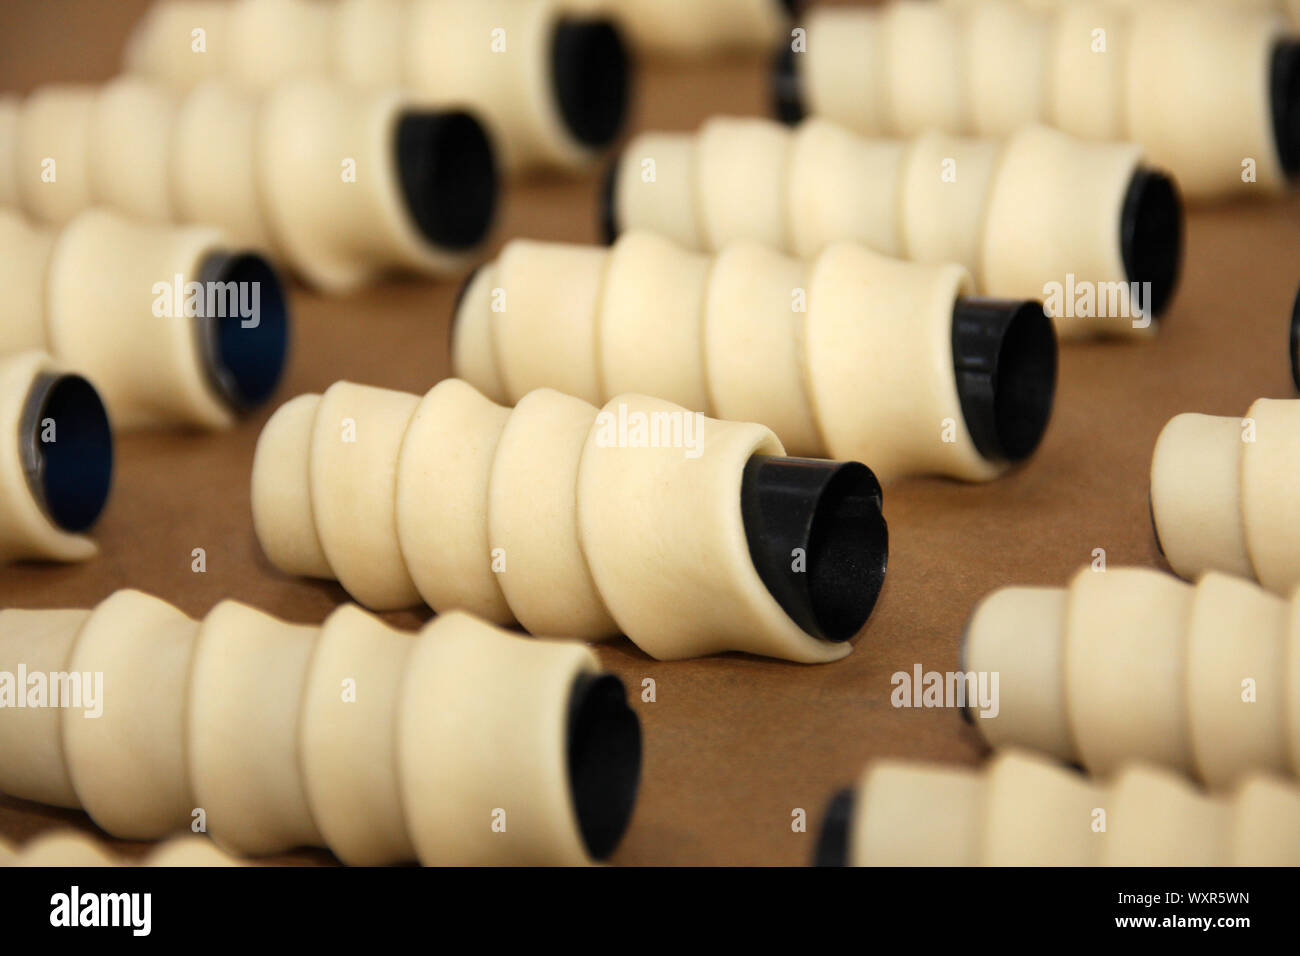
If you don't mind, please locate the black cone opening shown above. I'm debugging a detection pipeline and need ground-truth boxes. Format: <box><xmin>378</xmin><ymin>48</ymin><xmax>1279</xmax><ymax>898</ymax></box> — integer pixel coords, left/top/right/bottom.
<box><xmin>567</xmin><ymin>672</ymin><xmax>641</xmax><ymax>861</ymax></box>
<box><xmin>1120</xmin><ymin>166</ymin><xmax>1183</xmax><ymax>320</ymax></box>
<box><xmin>20</xmin><ymin>373</ymin><xmax>113</xmax><ymax>533</ymax></box>
<box><xmin>813</xmin><ymin>787</ymin><xmax>854</xmax><ymax>867</ymax></box>
<box><xmin>1289</xmin><ymin>280</ymin><xmax>1300</xmax><ymax>392</ymax></box>
<box><xmin>196</xmin><ymin>252</ymin><xmax>290</xmax><ymax>411</ymax></box>
<box><xmin>552</xmin><ymin>18</ymin><xmax>630</xmax><ymax>149</ymax></box>
<box><xmin>395</xmin><ymin>111</ymin><xmax>498</xmax><ymax>251</ymax></box>
<box><xmin>771</xmin><ymin>41</ymin><xmax>805</xmax><ymax>125</ymax></box>
<box><xmin>599</xmin><ymin>157</ymin><xmax>619</xmax><ymax>245</ymax></box>
<box><xmin>1272</xmin><ymin>40</ymin><xmax>1300</xmax><ymax>179</ymax></box>
<box><xmin>741</xmin><ymin>455</ymin><xmax>888</xmax><ymax>643</ymax></box>
<box><xmin>952</xmin><ymin>297</ymin><xmax>1057</xmax><ymax>464</ymax></box>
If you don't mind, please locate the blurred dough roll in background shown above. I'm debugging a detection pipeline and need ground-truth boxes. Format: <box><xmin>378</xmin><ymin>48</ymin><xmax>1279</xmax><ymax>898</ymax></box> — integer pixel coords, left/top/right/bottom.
<box><xmin>0</xmin><ymin>77</ymin><xmax>497</xmax><ymax>291</ymax></box>
<box><xmin>778</xmin><ymin>0</ymin><xmax>1300</xmax><ymax>199</ymax></box>
<box><xmin>123</xmin><ymin>0</ymin><xmax>633</xmax><ymax>171</ymax></box>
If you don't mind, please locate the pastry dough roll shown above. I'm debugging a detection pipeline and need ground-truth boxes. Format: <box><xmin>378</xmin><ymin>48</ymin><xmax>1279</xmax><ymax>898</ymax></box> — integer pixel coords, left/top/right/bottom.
<box><xmin>606</xmin><ymin>131</ymin><xmax>702</xmax><ymax>249</ymax></box>
<box><xmin>491</xmin><ymin>240</ymin><xmax>607</xmax><ymax>405</ymax></box>
<box><xmin>962</xmin><ymin>586</ymin><xmax>1074</xmax><ymax>762</ymax></box>
<box><xmin>257</xmin><ymin>81</ymin><xmax>494</xmax><ymax>293</ymax></box>
<box><xmin>1062</xmin><ymin>567</ymin><xmax>1195</xmax><ymax>776</ymax></box>
<box><xmin>783</xmin><ymin>1</ymin><xmax>1296</xmax><ymax>201</ymax></box>
<box><xmin>799</xmin><ymin>7</ymin><xmax>887</xmax><ymax>133</ymax></box>
<box><xmin>967</xmin><ymin>565</ymin><xmax>1300</xmax><ymax>786</ymax></box>
<box><xmin>449</xmin><ymin>265</ymin><xmax>508</xmax><ymax>405</ymax></box>
<box><xmin>1125</xmin><ymin>6</ymin><xmax>1287</xmax><ymax>197</ymax></box>
<box><xmin>188</xmin><ymin>600</ymin><xmax>325</xmax><ymax>856</ymax></box>
<box><xmin>1240</xmin><ymin>398</ymin><xmax>1300</xmax><ymax>592</ymax></box>
<box><xmin>254</xmin><ymin>378</ymin><xmax>888</xmax><ymax>660</ymax></box>
<box><xmin>0</xmin><ymin>608</ymin><xmax>91</xmax><ymax>806</ymax></box>
<box><xmin>122</xmin><ymin>0</ymin><xmax>233</xmax><ymax>90</ymax></box>
<box><xmin>334</xmin><ymin>0</ymin><xmax>406</xmax><ymax>89</ymax></box>
<box><xmin>308</xmin><ymin>382</ymin><xmax>422</xmax><ymax>610</ymax></box>
<box><xmin>399</xmin><ymin>612</ymin><xmax>616</xmax><ymax>865</ymax></box>
<box><xmin>1044</xmin><ymin>1</ymin><xmax>1130</xmax><ymax>142</ymax></box>
<box><xmin>703</xmin><ymin>240</ymin><xmax>822</xmax><ymax>456</ymax></box>
<box><xmin>0</xmin><ymin>212</ymin><xmax>54</xmax><ymax>357</ymax></box>
<box><xmin>578</xmin><ymin>394</ymin><xmax>844</xmax><ymax>662</ymax></box>
<box><xmin>880</xmin><ymin>1</ymin><xmax>967</xmax><ymax>136</ymax></box>
<box><xmin>1232</xmin><ymin>775</ymin><xmax>1300</xmax><ymax>865</ymax></box>
<box><xmin>298</xmin><ymin>604</ymin><xmax>416</xmax><ymax>865</ymax></box>
<box><xmin>456</xmin><ymin>234</ymin><xmax>1056</xmax><ymax>482</ymax></box>
<box><xmin>0</xmin><ymin>352</ymin><xmax>111</xmax><ymax>564</ymax></box>
<box><xmin>7</xmin><ymin>832</ymin><xmax>117</xmax><ymax>867</ymax></box>
<box><xmin>1185</xmin><ymin>573</ymin><xmax>1291</xmax><ymax>786</ymax></box>
<box><xmin>563</xmin><ymin>0</ymin><xmax>789</xmax><ymax>56</ymax></box>
<box><xmin>141</xmin><ymin>835</ymin><xmax>245</xmax><ymax>866</ymax></box>
<box><xmin>695</xmin><ymin>117</ymin><xmax>793</xmax><ymax>252</ymax></box>
<box><xmin>1102</xmin><ymin>764</ymin><xmax>1230</xmax><ymax>866</ymax></box>
<box><xmin>803</xmin><ymin>245</ymin><xmax>992</xmax><ymax>481</ymax></box>
<box><xmin>0</xmin><ymin>592</ymin><xmax>643</xmax><ymax>865</ymax></box>
<box><xmin>1150</xmin><ymin>413</ymin><xmax>1254</xmax><ymax>582</ymax></box>
<box><xmin>395</xmin><ymin>378</ymin><xmax>514</xmax><ymax>622</ymax></box>
<box><xmin>980</xmin><ymin>748</ymin><xmax>1103</xmax><ymax>865</ymax></box>
<box><xmin>87</xmin><ymin>77</ymin><xmax>178</xmax><ymax>223</ymax></box>
<box><xmin>61</xmin><ymin>590</ymin><xmax>199</xmax><ymax>839</ymax></box>
<box><xmin>786</xmin><ymin>119</ymin><xmax>906</xmax><ymax>261</ymax></box>
<box><xmin>250</xmin><ymin>393</ymin><xmax>332</xmax><ymax>579</ymax></box>
<box><xmin>964</xmin><ymin>0</ymin><xmax>1051</xmax><ymax>136</ymax></box>
<box><xmin>170</xmin><ymin>80</ymin><xmax>274</xmax><ymax>250</ymax></box>
<box><xmin>850</xmin><ymin>762</ymin><xmax>985</xmax><ymax>866</ymax></box>
<box><xmin>982</xmin><ymin>125</ymin><xmax>1175</xmax><ymax>334</ymax></box>
<box><xmin>12</xmin><ymin>85</ymin><xmax>96</xmax><ymax>226</ymax></box>
<box><xmin>44</xmin><ymin>210</ymin><xmax>288</xmax><ymax>429</ymax></box>
<box><xmin>406</xmin><ymin>0</ymin><xmax>628</xmax><ymax>172</ymax></box>
<box><xmin>822</xmin><ymin>749</ymin><xmax>1300</xmax><ymax>866</ymax></box>
<box><xmin>487</xmin><ymin>388</ymin><xmax>620</xmax><ymax>640</ymax></box>
<box><xmin>222</xmin><ymin>0</ymin><xmax>334</xmax><ymax>91</ymax></box>
<box><xmin>898</xmin><ymin>131</ymin><xmax>1000</xmax><ymax>276</ymax></box>
<box><xmin>607</xmin><ymin>118</ymin><xmax>1179</xmax><ymax>331</ymax></box>
<box><xmin>597</xmin><ymin>231</ymin><xmax>714</xmax><ymax>414</ymax></box>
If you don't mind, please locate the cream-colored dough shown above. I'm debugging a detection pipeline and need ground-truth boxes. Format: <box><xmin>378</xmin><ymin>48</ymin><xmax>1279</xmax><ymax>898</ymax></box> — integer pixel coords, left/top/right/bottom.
<box><xmin>256</xmin><ymin>80</ymin><xmax>474</xmax><ymax>292</ymax></box>
<box><xmin>1151</xmin><ymin>399</ymin><xmax>1300</xmax><ymax>593</ymax></box>
<box><xmin>596</xmin><ymin>232</ymin><xmax>714</xmax><ymax>414</ymax></box>
<box><xmin>796</xmin><ymin>1</ymin><xmax>1287</xmax><ymax>199</ymax></box>
<box><xmin>558</xmin><ymin>0</ymin><xmax>788</xmax><ymax>56</ymax></box>
<box><xmin>0</xmin><ymin>211</ymin><xmax>53</xmax><ymax>356</ymax></box>
<box><xmin>308</xmin><ymin>382</ymin><xmax>421</xmax><ymax>610</ymax></box>
<box><xmin>395</xmin><ymin>378</ymin><xmax>514</xmax><ymax>622</ymax></box>
<box><xmin>841</xmin><ymin>749</ymin><xmax>1300</xmax><ymax>865</ymax></box>
<box><xmin>0</xmin><ymin>352</ymin><xmax>103</xmax><ymax>564</ymax></box>
<box><xmin>125</xmin><ymin>0</ymin><xmax>616</xmax><ymax>172</ymax></box>
<box><xmin>454</xmin><ymin>233</ymin><xmax>1007</xmax><ymax>482</ymax></box>
<box><xmin>43</xmin><ymin>210</ymin><xmax>237</xmax><ymax>429</ymax></box>
<box><xmin>252</xmin><ymin>379</ymin><xmax>864</xmax><ymax>661</ymax></box>
<box><xmin>850</xmin><ymin>761</ymin><xmax>985</xmax><ymax>866</ymax></box>
<box><xmin>11</xmin><ymin>85</ymin><xmax>96</xmax><ymax>226</ymax></box>
<box><xmin>2</xmin><ymin>831</ymin><xmax>244</xmax><ymax>866</ymax></box>
<box><xmin>0</xmin><ymin>591</ymin><xmax>620</xmax><ymax>865</ymax></box>
<box><xmin>964</xmin><ymin>565</ymin><xmax>1300</xmax><ymax>786</ymax></box>
<box><xmin>490</xmin><ymin>240</ymin><xmax>608</xmax><ymax>404</ymax></box>
<box><xmin>615</xmin><ymin>118</ymin><xmax>1152</xmax><ymax>337</ymax></box>
<box><xmin>609</xmin><ymin>131</ymin><xmax>704</xmax><ymax>251</ymax></box>
<box><xmin>695</xmin><ymin>117</ymin><xmax>793</xmax><ymax>252</ymax></box>
<box><xmin>0</xmin><ymin>77</ymin><xmax>477</xmax><ymax>291</ymax></box>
